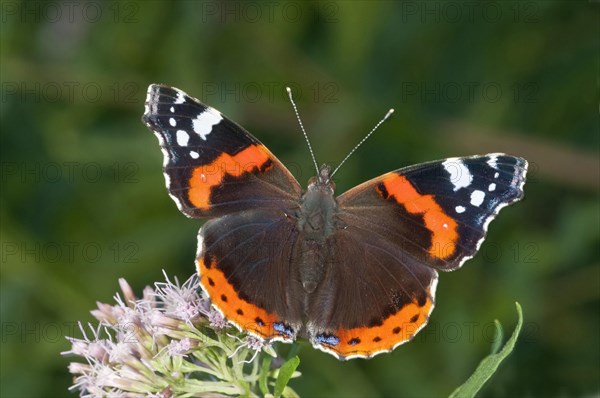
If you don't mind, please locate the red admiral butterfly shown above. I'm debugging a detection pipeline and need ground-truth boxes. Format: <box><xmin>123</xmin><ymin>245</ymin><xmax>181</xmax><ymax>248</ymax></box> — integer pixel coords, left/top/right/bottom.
<box><xmin>142</xmin><ymin>84</ymin><xmax>528</xmax><ymax>359</ymax></box>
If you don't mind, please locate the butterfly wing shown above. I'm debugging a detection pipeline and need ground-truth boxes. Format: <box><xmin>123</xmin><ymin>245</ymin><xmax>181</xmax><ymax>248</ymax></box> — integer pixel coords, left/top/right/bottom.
<box><xmin>307</xmin><ymin>227</ymin><xmax>438</xmax><ymax>359</ymax></box>
<box><xmin>308</xmin><ymin>154</ymin><xmax>527</xmax><ymax>358</ymax></box>
<box><xmin>142</xmin><ymin>84</ymin><xmax>302</xmax><ymax>218</ymax></box>
<box><xmin>338</xmin><ymin>154</ymin><xmax>528</xmax><ymax>270</ymax></box>
<box><xmin>197</xmin><ymin>208</ymin><xmax>303</xmax><ymax>341</ymax></box>
<box><xmin>143</xmin><ymin>84</ymin><xmax>304</xmax><ymax>340</ymax></box>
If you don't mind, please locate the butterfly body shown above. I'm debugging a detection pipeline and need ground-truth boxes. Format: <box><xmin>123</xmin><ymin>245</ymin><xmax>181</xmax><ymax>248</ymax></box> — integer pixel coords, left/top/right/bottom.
<box><xmin>143</xmin><ymin>84</ymin><xmax>528</xmax><ymax>359</ymax></box>
<box><xmin>297</xmin><ymin>166</ymin><xmax>337</xmax><ymax>241</ymax></box>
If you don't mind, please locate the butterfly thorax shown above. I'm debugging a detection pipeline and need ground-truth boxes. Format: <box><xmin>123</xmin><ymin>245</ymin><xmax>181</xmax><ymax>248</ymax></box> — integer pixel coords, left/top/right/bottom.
<box><xmin>296</xmin><ymin>165</ymin><xmax>337</xmax><ymax>241</ymax></box>
<box><xmin>294</xmin><ymin>165</ymin><xmax>337</xmax><ymax>294</ymax></box>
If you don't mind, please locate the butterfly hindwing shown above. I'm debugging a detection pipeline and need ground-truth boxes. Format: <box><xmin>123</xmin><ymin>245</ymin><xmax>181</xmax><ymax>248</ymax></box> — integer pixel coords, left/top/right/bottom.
<box><xmin>142</xmin><ymin>84</ymin><xmax>302</xmax><ymax>218</ymax></box>
<box><xmin>307</xmin><ymin>226</ymin><xmax>438</xmax><ymax>359</ymax></box>
<box><xmin>197</xmin><ymin>208</ymin><xmax>303</xmax><ymax>341</ymax></box>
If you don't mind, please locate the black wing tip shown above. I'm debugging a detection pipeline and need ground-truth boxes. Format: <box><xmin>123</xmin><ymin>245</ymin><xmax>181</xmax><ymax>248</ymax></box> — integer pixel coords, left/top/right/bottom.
<box><xmin>506</xmin><ymin>155</ymin><xmax>528</xmax><ymax>198</ymax></box>
<box><xmin>147</xmin><ymin>83</ymin><xmax>177</xmax><ymax>92</ymax></box>
<box><xmin>145</xmin><ymin>83</ymin><xmax>179</xmax><ymax>102</ymax></box>
<box><xmin>142</xmin><ymin>84</ymin><xmax>188</xmax><ymax>126</ymax></box>
<box><xmin>484</xmin><ymin>153</ymin><xmax>528</xmax><ymax>195</ymax></box>
<box><xmin>145</xmin><ymin>83</ymin><xmax>167</xmax><ymax>102</ymax></box>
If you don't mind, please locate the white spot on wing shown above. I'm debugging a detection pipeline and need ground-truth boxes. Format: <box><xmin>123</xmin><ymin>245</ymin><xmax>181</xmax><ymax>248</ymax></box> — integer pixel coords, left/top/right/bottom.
<box><xmin>455</xmin><ymin>205</ymin><xmax>466</xmax><ymax>213</ymax></box>
<box><xmin>151</xmin><ymin>129</ymin><xmax>177</xmax><ymax>210</ymax></box>
<box><xmin>494</xmin><ymin>172</ymin><xmax>499</xmax><ymax>179</ymax></box>
<box><xmin>176</xmin><ymin>130</ymin><xmax>189</xmax><ymax>146</ymax></box>
<box><xmin>190</xmin><ymin>151</ymin><xmax>199</xmax><ymax>159</ymax></box>
<box><xmin>443</xmin><ymin>158</ymin><xmax>473</xmax><ymax>191</ymax></box>
<box><xmin>487</xmin><ymin>155</ymin><xmax>499</xmax><ymax>169</ymax></box>
<box><xmin>470</xmin><ymin>190</ymin><xmax>485</xmax><ymax>207</ymax></box>
<box><xmin>174</xmin><ymin>90</ymin><xmax>186</xmax><ymax>104</ymax></box>
<box><xmin>169</xmin><ymin>117</ymin><xmax>177</xmax><ymax>127</ymax></box>
<box><xmin>170</xmin><ymin>106</ymin><xmax>175</xmax><ymax>113</ymax></box>
<box><xmin>488</xmin><ymin>183</ymin><xmax>496</xmax><ymax>192</ymax></box>
<box><xmin>144</xmin><ymin>85</ymin><xmax>153</xmax><ymax>116</ymax></box>
<box><xmin>193</xmin><ymin>109</ymin><xmax>223</xmax><ymax>140</ymax></box>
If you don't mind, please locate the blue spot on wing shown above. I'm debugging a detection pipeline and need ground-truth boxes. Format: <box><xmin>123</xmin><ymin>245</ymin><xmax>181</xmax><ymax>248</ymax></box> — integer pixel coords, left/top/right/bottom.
<box><xmin>315</xmin><ymin>333</ymin><xmax>340</xmax><ymax>346</ymax></box>
<box><xmin>273</xmin><ymin>322</ymin><xmax>295</xmax><ymax>338</ymax></box>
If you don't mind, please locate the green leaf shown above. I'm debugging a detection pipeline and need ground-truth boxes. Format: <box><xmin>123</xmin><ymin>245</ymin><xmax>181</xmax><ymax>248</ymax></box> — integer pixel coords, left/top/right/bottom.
<box><xmin>449</xmin><ymin>302</ymin><xmax>524</xmax><ymax>398</ymax></box>
<box><xmin>489</xmin><ymin>320</ymin><xmax>504</xmax><ymax>355</ymax></box>
<box><xmin>281</xmin><ymin>385</ymin><xmax>301</xmax><ymax>398</ymax></box>
<box><xmin>259</xmin><ymin>356</ymin><xmax>272</xmax><ymax>395</ymax></box>
<box><xmin>274</xmin><ymin>356</ymin><xmax>300</xmax><ymax>398</ymax></box>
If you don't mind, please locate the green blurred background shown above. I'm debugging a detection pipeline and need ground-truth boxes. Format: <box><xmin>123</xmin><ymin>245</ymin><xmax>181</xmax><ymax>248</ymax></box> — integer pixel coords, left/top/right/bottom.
<box><xmin>1</xmin><ymin>1</ymin><xmax>598</xmax><ymax>396</ymax></box>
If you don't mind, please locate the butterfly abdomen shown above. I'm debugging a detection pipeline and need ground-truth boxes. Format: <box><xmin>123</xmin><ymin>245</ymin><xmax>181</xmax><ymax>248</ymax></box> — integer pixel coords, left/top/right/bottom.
<box><xmin>293</xmin><ymin>177</ymin><xmax>338</xmax><ymax>294</ymax></box>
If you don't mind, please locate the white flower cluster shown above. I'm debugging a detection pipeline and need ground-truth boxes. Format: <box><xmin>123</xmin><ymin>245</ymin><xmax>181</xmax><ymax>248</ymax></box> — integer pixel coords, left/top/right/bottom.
<box><xmin>62</xmin><ymin>272</ymin><xmax>295</xmax><ymax>397</ymax></box>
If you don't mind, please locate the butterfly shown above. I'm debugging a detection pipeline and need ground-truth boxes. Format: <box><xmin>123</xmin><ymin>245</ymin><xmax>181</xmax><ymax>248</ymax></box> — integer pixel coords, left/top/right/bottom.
<box><xmin>142</xmin><ymin>84</ymin><xmax>528</xmax><ymax>359</ymax></box>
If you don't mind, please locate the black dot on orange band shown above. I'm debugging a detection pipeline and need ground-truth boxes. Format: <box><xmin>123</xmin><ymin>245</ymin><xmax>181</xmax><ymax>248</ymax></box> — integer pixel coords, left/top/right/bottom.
<box><xmin>377</xmin><ymin>182</ymin><xmax>389</xmax><ymax>199</ymax></box>
<box><xmin>367</xmin><ymin>316</ymin><xmax>384</xmax><ymax>327</ymax></box>
<box><xmin>207</xmin><ymin>278</ymin><xmax>215</xmax><ymax>286</ymax></box>
<box><xmin>393</xmin><ymin>327</ymin><xmax>401</xmax><ymax>334</ymax></box>
<box><xmin>236</xmin><ymin>309</ymin><xmax>244</xmax><ymax>315</ymax></box>
<box><xmin>255</xmin><ymin>317</ymin><xmax>264</xmax><ymax>326</ymax></box>
<box><xmin>410</xmin><ymin>314</ymin><xmax>419</xmax><ymax>323</ymax></box>
<box><xmin>220</xmin><ymin>294</ymin><xmax>227</xmax><ymax>302</ymax></box>
<box><xmin>372</xmin><ymin>336</ymin><xmax>382</xmax><ymax>342</ymax></box>
<box><xmin>260</xmin><ymin>158</ymin><xmax>273</xmax><ymax>172</ymax></box>
<box><xmin>348</xmin><ymin>338</ymin><xmax>361</xmax><ymax>346</ymax></box>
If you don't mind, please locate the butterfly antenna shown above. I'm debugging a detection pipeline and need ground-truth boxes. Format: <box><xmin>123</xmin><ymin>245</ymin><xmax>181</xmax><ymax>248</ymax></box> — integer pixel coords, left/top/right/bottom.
<box><xmin>286</xmin><ymin>87</ymin><xmax>319</xmax><ymax>175</ymax></box>
<box><xmin>330</xmin><ymin>108</ymin><xmax>395</xmax><ymax>178</ymax></box>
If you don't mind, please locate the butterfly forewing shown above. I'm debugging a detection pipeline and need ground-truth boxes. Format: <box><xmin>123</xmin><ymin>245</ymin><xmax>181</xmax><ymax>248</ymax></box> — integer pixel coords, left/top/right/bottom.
<box><xmin>142</xmin><ymin>84</ymin><xmax>302</xmax><ymax>218</ymax></box>
<box><xmin>337</xmin><ymin>154</ymin><xmax>528</xmax><ymax>270</ymax></box>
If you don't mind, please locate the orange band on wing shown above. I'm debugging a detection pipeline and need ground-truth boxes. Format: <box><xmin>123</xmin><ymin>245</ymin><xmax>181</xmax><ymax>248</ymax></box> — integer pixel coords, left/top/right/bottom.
<box><xmin>381</xmin><ymin>174</ymin><xmax>458</xmax><ymax>259</ymax></box>
<box><xmin>197</xmin><ymin>256</ymin><xmax>290</xmax><ymax>340</ymax></box>
<box><xmin>188</xmin><ymin>144</ymin><xmax>273</xmax><ymax>210</ymax></box>
<box><xmin>320</xmin><ymin>298</ymin><xmax>433</xmax><ymax>359</ymax></box>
